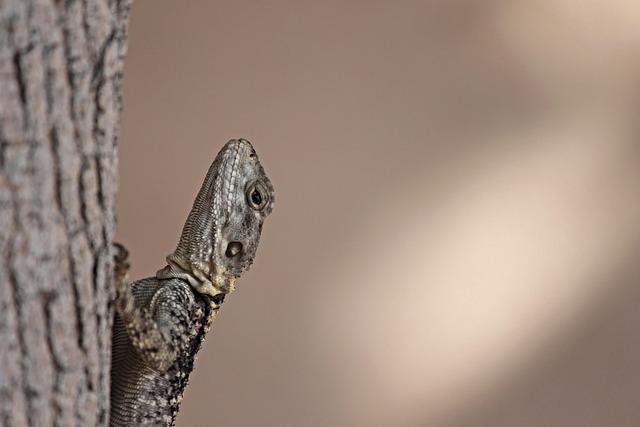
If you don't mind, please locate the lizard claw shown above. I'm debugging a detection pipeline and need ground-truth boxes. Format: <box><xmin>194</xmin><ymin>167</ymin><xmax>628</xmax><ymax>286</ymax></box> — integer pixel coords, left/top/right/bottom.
<box><xmin>114</xmin><ymin>242</ymin><xmax>129</xmax><ymax>262</ymax></box>
<box><xmin>113</xmin><ymin>242</ymin><xmax>130</xmax><ymax>280</ymax></box>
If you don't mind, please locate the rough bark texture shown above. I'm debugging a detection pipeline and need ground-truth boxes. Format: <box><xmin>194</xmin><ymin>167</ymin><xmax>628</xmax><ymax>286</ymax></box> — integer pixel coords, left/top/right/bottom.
<box><xmin>0</xmin><ymin>0</ymin><xmax>130</xmax><ymax>426</ymax></box>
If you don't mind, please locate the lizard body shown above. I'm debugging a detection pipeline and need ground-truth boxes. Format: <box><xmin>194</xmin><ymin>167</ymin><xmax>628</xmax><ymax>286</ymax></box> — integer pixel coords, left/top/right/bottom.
<box><xmin>110</xmin><ymin>139</ymin><xmax>274</xmax><ymax>426</ymax></box>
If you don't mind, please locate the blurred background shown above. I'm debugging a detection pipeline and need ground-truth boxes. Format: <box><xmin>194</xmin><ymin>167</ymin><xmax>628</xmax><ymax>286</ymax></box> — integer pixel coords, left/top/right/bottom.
<box><xmin>116</xmin><ymin>1</ymin><xmax>640</xmax><ymax>426</ymax></box>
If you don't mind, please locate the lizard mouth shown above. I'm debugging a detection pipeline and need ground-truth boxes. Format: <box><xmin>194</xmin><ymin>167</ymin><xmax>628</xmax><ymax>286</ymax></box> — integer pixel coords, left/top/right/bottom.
<box><xmin>210</xmin><ymin>263</ymin><xmax>238</xmax><ymax>293</ymax></box>
<box><xmin>211</xmin><ymin>273</ymin><xmax>237</xmax><ymax>293</ymax></box>
<box><xmin>158</xmin><ymin>254</ymin><xmax>237</xmax><ymax>296</ymax></box>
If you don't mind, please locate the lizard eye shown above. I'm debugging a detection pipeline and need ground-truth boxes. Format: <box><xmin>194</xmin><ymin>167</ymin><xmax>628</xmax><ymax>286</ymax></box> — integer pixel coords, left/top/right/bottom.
<box><xmin>246</xmin><ymin>181</ymin><xmax>269</xmax><ymax>210</ymax></box>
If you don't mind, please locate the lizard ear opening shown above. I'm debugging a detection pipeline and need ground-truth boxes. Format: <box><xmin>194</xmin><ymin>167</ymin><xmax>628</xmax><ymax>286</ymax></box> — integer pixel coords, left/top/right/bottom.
<box><xmin>225</xmin><ymin>241</ymin><xmax>243</xmax><ymax>258</ymax></box>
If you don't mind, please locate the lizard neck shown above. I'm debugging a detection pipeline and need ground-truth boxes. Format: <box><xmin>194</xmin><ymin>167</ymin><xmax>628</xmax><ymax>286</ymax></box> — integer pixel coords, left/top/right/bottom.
<box><xmin>155</xmin><ymin>254</ymin><xmax>235</xmax><ymax>298</ymax></box>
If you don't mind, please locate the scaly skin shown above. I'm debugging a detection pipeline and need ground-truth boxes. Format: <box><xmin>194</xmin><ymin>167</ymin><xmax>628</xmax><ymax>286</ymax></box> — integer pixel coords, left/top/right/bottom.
<box><xmin>110</xmin><ymin>139</ymin><xmax>275</xmax><ymax>426</ymax></box>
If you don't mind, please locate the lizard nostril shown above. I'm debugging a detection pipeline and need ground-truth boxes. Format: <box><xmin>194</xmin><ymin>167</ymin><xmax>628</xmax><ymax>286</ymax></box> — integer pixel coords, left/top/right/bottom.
<box><xmin>225</xmin><ymin>241</ymin><xmax>243</xmax><ymax>258</ymax></box>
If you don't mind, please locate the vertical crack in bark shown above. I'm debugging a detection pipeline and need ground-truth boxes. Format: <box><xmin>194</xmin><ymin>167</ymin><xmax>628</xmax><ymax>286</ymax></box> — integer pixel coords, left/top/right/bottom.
<box><xmin>95</xmin><ymin>154</ymin><xmax>106</xmax><ymax>212</ymax></box>
<box><xmin>77</xmin><ymin>158</ymin><xmax>91</xmax><ymax>237</ymax></box>
<box><xmin>81</xmin><ymin>0</ymin><xmax>93</xmax><ymax>61</ymax></box>
<box><xmin>42</xmin><ymin>290</ymin><xmax>63</xmax><ymax>423</ymax></box>
<box><xmin>50</xmin><ymin>128</ymin><xmax>64</xmax><ymax>213</ymax></box>
<box><xmin>10</xmin><ymin>42</ymin><xmax>37</xmax><ymax>137</ymax></box>
<box><xmin>12</xmin><ymin>52</ymin><xmax>28</xmax><ymax>110</ymax></box>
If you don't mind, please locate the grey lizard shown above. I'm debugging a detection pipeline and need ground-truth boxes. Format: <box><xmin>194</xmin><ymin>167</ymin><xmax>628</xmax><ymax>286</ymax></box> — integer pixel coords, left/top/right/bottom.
<box><xmin>110</xmin><ymin>139</ymin><xmax>275</xmax><ymax>426</ymax></box>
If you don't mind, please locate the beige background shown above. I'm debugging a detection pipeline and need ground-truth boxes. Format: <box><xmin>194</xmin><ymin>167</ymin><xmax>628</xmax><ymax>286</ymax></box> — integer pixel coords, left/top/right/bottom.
<box><xmin>117</xmin><ymin>1</ymin><xmax>640</xmax><ymax>426</ymax></box>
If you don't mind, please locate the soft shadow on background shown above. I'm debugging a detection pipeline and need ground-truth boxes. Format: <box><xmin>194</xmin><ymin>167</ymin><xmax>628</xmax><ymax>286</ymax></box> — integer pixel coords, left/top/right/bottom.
<box><xmin>117</xmin><ymin>1</ymin><xmax>640</xmax><ymax>426</ymax></box>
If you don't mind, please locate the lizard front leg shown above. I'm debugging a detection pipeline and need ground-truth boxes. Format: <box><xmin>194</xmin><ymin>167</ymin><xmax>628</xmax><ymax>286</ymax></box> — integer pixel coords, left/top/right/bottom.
<box><xmin>113</xmin><ymin>243</ymin><xmax>182</xmax><ymax>372</ymax></box>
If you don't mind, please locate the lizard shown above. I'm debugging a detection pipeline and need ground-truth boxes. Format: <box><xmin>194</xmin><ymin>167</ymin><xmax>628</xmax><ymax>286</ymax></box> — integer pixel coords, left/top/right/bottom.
<box><xmin>110</xmin><ymin>138</ymin><xmax>275</xmax><ymax>426</ymax></box>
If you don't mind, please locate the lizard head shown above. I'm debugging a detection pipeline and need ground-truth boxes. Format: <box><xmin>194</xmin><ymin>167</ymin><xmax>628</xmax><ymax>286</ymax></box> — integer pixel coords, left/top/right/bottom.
<box><xmin>158</xmin><ymin>138</ymin><xmax>274</xmax><ymax>298</ymax></box>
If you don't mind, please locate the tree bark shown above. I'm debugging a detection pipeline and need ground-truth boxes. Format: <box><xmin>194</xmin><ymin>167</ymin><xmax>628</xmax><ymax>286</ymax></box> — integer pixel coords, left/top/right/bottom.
<box><xmin>0</xmin><ymin>1</ymin><xmax>131</xmax><ymax>426</ymax></box>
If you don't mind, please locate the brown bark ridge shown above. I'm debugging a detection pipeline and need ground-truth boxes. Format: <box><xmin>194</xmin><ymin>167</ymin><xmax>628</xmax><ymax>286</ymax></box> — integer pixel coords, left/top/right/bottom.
<box><xmin>0</xmin><ymin>0</ymin><xmax>131</xmax><ymax>426</ymax></box>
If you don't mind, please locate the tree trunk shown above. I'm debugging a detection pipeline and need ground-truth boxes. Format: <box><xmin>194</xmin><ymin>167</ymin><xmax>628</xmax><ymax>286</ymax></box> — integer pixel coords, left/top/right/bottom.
<box><xmin>0</xmin><ymin>1</ymin><xmax>131</xmax><ymax>426</ymax></box>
